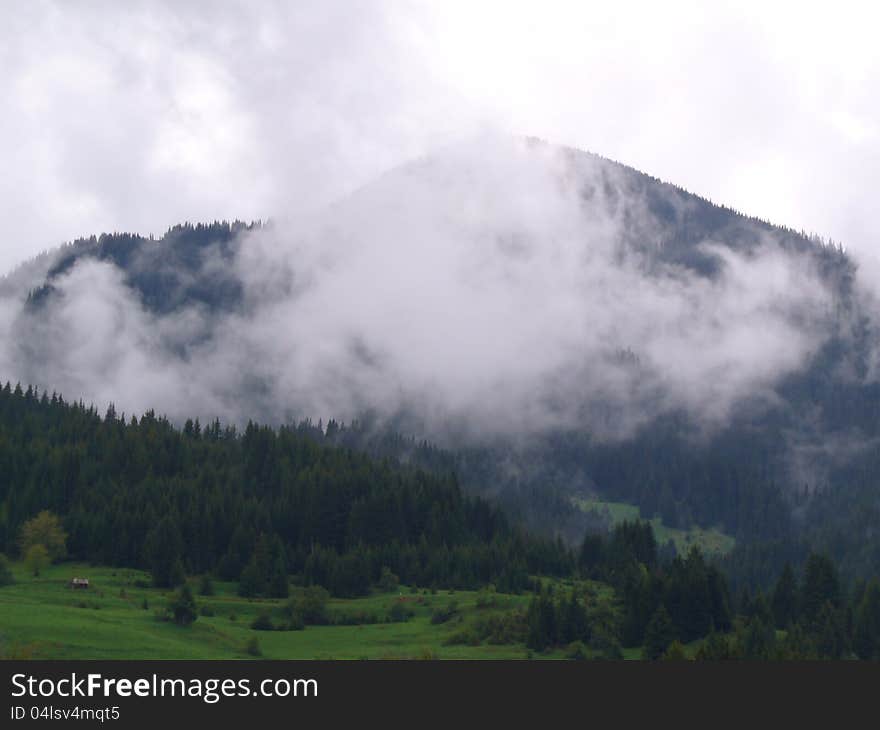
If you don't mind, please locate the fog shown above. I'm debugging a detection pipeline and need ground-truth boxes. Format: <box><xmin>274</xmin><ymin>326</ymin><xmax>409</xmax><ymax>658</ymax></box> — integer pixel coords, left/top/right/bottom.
<box><xmin>0</xmin><ymin>137</ymin><xmax>840</xmax><ymax>443</ymax></box>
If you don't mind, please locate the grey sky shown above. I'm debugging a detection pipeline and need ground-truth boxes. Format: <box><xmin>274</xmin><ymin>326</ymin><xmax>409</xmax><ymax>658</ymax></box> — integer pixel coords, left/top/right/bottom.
<box><xmin>1</xmin><ymin>0</ymin><xmax>878</xmax><ymax>275</ymax></box>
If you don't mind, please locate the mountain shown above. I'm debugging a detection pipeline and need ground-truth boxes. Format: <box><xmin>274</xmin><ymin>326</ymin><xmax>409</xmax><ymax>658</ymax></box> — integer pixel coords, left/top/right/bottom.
<box><xmin>2</xmin><ymin>135</ymin><xmax>879</xmax><ymax>585</ymax></box>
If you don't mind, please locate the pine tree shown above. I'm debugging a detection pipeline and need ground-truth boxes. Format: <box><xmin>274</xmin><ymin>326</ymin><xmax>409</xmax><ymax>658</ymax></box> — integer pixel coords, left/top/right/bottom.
<box><xmin>771</xmin><ymin>562</ymin><xmax>798</xmax><ymax>628</ymax></box>
<box><xmin>642</xmin><ymin>605</ymin><xmax>676</xmax><ymax>660</ymax></box>
<box><xmin>853</xmin><ymin>579</ymin><xmax>880</xmax><ymax>660</ymax></box>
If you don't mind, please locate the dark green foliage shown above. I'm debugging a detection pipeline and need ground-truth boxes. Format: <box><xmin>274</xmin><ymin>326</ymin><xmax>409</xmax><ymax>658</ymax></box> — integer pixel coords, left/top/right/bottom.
<box><xmin>377</xmin><ymin>566</ymin><xmax>399</xmax><ymax>593</ymax></box>
<box><xmin>144</xmin><ymin>517</ymin><xmax>184</xmax><ymax>588</ymax></box>
<box><xmin>801</xmin><ymin>553</ymin><xmax>840</xmax><ymax>628</ymax></box>
<box><xmin>198</xmin><ymin>574</ymin><xmax>214</xmax><ymax>596</ymax></box>
<box><xmin>854</xmin><ymin>579</ymin><xmax>880</xmax><ymax>660</ymax></box>
<box><xmin>250</xmin><ymin>612</ymin><xmax>274</xmax><ymax>631</ymax></box>
<box><xmin>287</xmin><ymin>586</ymin><xmax>331</xmax><ymax>626</ymax></box>
<box><xmin>168</xmin><ymin>584</ymin><xmax>197</xmax><ymax>627</ymax></box>
<box><xmin>771</xmin><ymin>563</ymin><xmax>798</xmax><ymax>629</ymax></box>
<box><xmin>388</xmin><ymin>601</ymin><xmax>414</xmax><ymax>623</ymax></box>
<box><xmin>737</xmin><ymin>615</ymin><xmax>776</xmax><ymax>659</ymax></box>
<box><xmin>245</xmin><ymin>637</ymin><xmax>261</xmax><ymax>656</ymax></box>
<box><xmin>526</xmin><ymin>591</ymin><xmax>558</xmax><ymax>652</ymax></box>
<box><xmin>642</xmin><ymin>605</ymin><xmax>676</xmax><ymax>660</ymax></box>
<box><xmin>0</xmin><ymin>385</ymin><xmax>572</xmax><ymax>597</ymax></box>
<box><xmin>430</xmin><ymin>602</ymin><xmax>458</xmax><ymax>625</ymax></box>
<box><xmin>0</xmin><ymin>554</ymin><xmax>14</xmax><ymax>586</ymax></box>
<box><xmin>694</xmin><ymin>630</ymin><xmax>738</xmax><ymax>660</ymax></box>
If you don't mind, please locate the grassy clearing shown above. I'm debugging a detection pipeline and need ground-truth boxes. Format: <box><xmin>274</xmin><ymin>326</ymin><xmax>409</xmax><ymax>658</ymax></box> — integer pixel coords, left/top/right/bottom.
<box><xmin>573</xmin><ymin>498</ymin><xmax>735</xmax><ymax>556</ymax></box>
<box><xmin>0</xmin><ymin>562</ymin><xmax>618</xmax><ymax>660</ymax></box>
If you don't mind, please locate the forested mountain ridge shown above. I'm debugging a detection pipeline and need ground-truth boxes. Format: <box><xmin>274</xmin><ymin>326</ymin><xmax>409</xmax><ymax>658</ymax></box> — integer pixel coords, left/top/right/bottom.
<box><xmin>0</xmin><ymin>380</ymin><xmax>571</xmax><ymax>594</ymax></box>
<box><xmin>2</xmin><ymin>138</ymin><xmax>880</xmax><ymax>590</ymax></box>
<box><xmin>5</xmin><ymin>381</ymin><xmax>880</xmax><ymax>660</ymax></box>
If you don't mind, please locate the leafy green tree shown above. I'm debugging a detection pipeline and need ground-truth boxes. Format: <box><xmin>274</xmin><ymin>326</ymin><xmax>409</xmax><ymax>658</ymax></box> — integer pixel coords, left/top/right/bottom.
<box><xmin>24</xmin><ymin>544</ymin><xmax>50</xmax><ymax>577</ymax></box>
<box><xmin>19</xmin><ymin>511</ymin><xmax>67</xmax><ymax>562</ymax></box>
<box><xmin>288</xmin><ymin>586</ymin><xmax>330</xmax><ymax>625</ymax></box>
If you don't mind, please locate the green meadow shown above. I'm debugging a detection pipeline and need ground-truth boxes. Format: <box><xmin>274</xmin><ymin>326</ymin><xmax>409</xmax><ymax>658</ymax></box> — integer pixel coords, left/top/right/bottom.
<box><xmin>0</xmin><ymin>562</ymin><xmax>630</xmax><ymax>660</ymax></box>
<box><xmin>572</xmin><ymin>498</ymin><xmax>736</xmax><ymax>556</ymax></box>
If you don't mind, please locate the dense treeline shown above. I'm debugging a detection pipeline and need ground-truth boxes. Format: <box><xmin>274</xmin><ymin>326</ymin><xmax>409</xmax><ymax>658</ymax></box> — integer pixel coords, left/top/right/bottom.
<box><xmin>0</xmin><ymin>383</ymin><xmax>572</xmax><ymax>596</ymax></box>
<box><xmin>3</xmin><ymin>382</ymin><xmax>880</xmax><ymax>658</ymax></box>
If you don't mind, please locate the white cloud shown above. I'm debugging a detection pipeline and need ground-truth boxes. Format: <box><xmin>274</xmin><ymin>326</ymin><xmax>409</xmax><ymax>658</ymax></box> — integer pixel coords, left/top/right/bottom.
<box><xmin>1</xmin><ymin>1</ymin><xmax>878</xmax><ymax>275</ymax></box>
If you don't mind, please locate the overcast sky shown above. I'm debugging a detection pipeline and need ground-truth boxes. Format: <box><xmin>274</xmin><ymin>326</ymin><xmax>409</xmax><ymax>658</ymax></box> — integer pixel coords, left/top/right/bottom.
<box><xmin>1</xmin><ymin>0</ymin><xmax>878</xmax><ymax>275</ymax></box>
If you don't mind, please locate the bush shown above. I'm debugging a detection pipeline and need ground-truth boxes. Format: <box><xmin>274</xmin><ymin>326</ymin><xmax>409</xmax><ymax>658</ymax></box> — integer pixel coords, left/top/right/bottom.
<box><xmin>389</xmin><ymin>602</ymin><xmax>414</xmax><ymax>623</ymax></box>
<box><xmin>565</xmin><ymin>641</ymin><xmax>588</xmax><ymax>660</ymax></box>
<box><xmin>250</xmin><ymin>612</ymin><xmax>275</xmax><ymax>631</ymax></box>
<box><xmin>443</xmin><ymin>627</ymin><xmax>481</xmax><ymax>646</ymax></box>
<box><xmin>200</xmin><ymin>605</ymin><xmax>215</xmax><ymax>617</ymax></box>
<box><xmin>287</xmin><ymin>586</ymin><xmax>330</xmax><ymax>625</ymax></box>
<box><xmin>245</xmin><ymin>637</ymin><xmax>261</xmax><ymax>657</ymax></box>
<box><xmin>589</xmin><ymin>629</ymin><xmax>624</xmax><ymax>660</ymax></box>
<box><xmin>278</xmin><ymin>612</ymin><xmax>305</xmax><ymax>631</ymax></box>
<box><xmin>430</xmin><ymin>601</ymin><xmax>458</xmax><ymax>625</ymax></box>
<box><xmin>331</xmin><ymin>610</ymin><xmax>381</xmax><ymax>626</ymax></box>
<box><xmin>476</xmin><ymin>585</ymin><xmax>498</xmax><ymax>609</ymax></box>
<box><xmin>168</xmin><ymin>584</ymin><xmax>198</xmax><ymax>626</ymax></box>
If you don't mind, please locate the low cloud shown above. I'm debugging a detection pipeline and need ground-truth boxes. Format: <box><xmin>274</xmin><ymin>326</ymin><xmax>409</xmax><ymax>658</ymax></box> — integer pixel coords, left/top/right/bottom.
<box><xmin>0</xmin><ymin>137</ymin><xmax>839</xmax><ymax>444</ymax></box>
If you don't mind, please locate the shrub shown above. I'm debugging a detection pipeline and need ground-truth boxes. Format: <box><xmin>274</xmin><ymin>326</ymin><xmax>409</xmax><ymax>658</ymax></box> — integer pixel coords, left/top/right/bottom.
<box><xmin>245</xmin><ymin>637</ymin><xmax>261</xmax><ymax>657</ymax></box>
<box><xmin>287</xmin><ymin>586</ymin><xmax>330</xmax><ymax>625</ymax></box>
<box><xmin>443</xmin><ymin>627</ymin><xmax>481</xmax><ymax>646</ymax></box>
<box><xmin>389</xmin><ymin>602</ymin><xmax>414</xmax><ymax>623</ymax></box>
<box><xmin>200</xmin><ymin>605</ymin><xmax>215</xmax><ymax>617</ymax></box>
<box><xmin>168</xmin><ymin>584</ymin><xmax>198</xmax><ymax>626</ymax></box>
<box><xmin>476</xmin><ymin>585</ymin><xmax>498</xmax><ymax>609</ymax></box>
<box><xmin>430</xmin><ymin>601</ymin><xmax>459</xmax><ymax>625</ymax></box>
<box><xmin>251</xmin><ymin>612</ymin><xmax>274</xmax><ymax>631</ymax></box>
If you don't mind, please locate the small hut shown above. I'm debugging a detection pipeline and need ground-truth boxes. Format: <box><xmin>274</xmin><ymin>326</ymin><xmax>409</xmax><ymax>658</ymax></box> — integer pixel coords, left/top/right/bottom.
<box><xmin>70</xmin><ymin>577</ymin><xmax>90</xmax><ymax>589</ymax></box>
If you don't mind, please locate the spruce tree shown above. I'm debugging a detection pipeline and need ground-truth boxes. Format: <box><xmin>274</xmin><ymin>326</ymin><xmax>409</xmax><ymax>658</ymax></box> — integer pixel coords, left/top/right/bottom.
<box><xmin>642</xmin><ymin>605</ymin><xmax>676</xmax><ymax>660</ymax></box>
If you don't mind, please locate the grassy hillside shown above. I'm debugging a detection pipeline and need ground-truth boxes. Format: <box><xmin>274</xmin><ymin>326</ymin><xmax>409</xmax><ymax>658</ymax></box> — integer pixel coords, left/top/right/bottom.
<box><xmin>572</xmin><ymin>498</ymin><xmax>736</xmax><ymax>556</ymax></box>
<box><xmin>0</xmin><ymin>563</ymin><xmax>628</xmax><ymax>660</ymax></box>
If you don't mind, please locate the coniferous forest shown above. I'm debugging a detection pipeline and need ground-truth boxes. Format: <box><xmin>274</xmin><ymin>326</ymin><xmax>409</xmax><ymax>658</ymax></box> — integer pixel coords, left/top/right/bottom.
<box><xmin>2</xmin><ymin>381</ymin><xmax>879</xmax><ymax>660</ymax></box>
